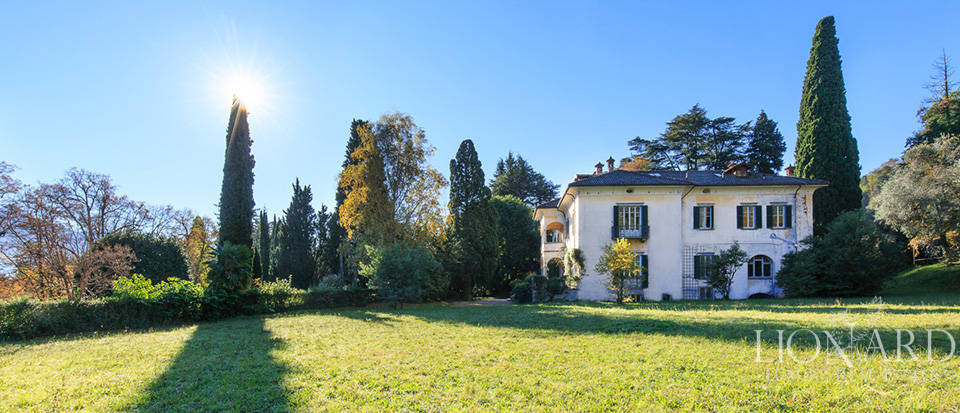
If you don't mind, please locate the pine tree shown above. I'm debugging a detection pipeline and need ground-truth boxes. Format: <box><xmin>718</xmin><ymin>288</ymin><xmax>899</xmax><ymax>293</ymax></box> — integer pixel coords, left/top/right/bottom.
<box><xmin>217</xmin><ymin>97</ymin><xmax>256</xmax><ymax>247</ymax></box>
<box><xmin>490</xmin><ymin>152</ymin><xmax>559</xmax><ymax>208</ymax></box>
<box><xmin>258</xmin><ymin>210</ymin><xmax>272</xmax><ymax>280</ymax></box>
<box><xmin>795</xmin><ymin>16</ymin><xmax>862</xmax><ymax>234</ymax></box>
<box><xmin>275</xmin><ymin>179</ymin><xmax>318</xmax><ymax>288</ymax></box>
<box><xmin>446</xmin><ymin>139</ymin><xmax>499</xmax><ymax>299</ymax></box>
<box><xmin>745</xmin><ymin>111</ymin><xmax>787</xmax><ymax>174</ymax></box>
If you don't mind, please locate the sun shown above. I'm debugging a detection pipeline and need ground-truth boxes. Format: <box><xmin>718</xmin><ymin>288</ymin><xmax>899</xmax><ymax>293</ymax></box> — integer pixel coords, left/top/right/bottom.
<box><xmin>220</xmin><ymin>71</ymin><xmax>268</xmax><ymax>111</ymax></box>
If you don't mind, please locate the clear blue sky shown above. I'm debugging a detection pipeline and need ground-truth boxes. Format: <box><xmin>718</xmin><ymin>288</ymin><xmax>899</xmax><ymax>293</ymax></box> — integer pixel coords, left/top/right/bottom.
<box><xmin>2</xmin><ymin>1</ymin><xmax>957</xmax><ymax>218</ymax></box>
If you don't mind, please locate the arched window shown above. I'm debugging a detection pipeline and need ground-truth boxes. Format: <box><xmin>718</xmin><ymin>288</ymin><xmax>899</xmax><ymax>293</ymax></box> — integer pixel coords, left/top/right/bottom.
<box><xmin>547</xmin><ymin>259</ymin><xmax>563</xmax><ymax>279</ymax></box>
<box><xmin>747</xmin><ymin>255</ymin><xmax>773</xmax><ymax>278</ymax></box>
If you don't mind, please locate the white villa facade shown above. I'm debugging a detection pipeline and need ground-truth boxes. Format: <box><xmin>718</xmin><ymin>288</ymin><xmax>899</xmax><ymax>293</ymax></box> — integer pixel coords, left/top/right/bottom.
<box><xmin>534</xmin><ymin>163</ymin><xmax>827</xmax><ymax>301</ymax></box>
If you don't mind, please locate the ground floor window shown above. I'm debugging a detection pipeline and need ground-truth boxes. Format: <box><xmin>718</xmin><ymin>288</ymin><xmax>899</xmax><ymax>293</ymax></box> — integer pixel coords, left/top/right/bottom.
<box><xmin>747</xmin><ymin>255</ymin><xmax>772</xmax><ymax>278</ymax></box>
<box><xmin>694</xmin><ymin>254</ymin><xmax>714</xmax><ymax>279</ymax></box>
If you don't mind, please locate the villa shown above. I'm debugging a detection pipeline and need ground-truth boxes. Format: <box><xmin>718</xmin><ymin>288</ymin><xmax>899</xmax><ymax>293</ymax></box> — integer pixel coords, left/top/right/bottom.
<box><xmin>534</xmin><ymin>159</ymin><xmax>828</xmax><ymax>301</ymax></box>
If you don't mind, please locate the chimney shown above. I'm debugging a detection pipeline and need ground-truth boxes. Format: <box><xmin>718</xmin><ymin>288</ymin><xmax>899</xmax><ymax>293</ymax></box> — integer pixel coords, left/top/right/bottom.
<box><xmin>784</xmin><ymin>165</ymin><xmax>795</xmax><ymax>176</ymax></box>
<box><xmin>606</xmin><ymin>157</ymin><xmax>615</xmax><ymax>173</ymax></box>
<box><xmin>594</xmin><ymin>162</ymin><xmax>604</xmax><ymax>175</ymax></box>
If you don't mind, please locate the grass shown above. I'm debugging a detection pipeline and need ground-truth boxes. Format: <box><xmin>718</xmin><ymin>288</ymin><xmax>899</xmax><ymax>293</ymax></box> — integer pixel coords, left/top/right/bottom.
<box><xmin>2</xmin><ymin>292</ymin><xmax>960</xmax><ymax>411</ymax></box>
<box><xmin>882</xmin><ymin>263</ymin><xmax>960</xmax><ymax>296</ymax></box>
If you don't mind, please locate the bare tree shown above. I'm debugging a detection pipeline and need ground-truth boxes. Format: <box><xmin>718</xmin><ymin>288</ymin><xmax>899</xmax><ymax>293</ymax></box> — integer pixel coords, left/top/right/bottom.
<box><xmin>926</xmin><ymin>50</ymin><xmax>957</xmax><ymax>101</ymax></box>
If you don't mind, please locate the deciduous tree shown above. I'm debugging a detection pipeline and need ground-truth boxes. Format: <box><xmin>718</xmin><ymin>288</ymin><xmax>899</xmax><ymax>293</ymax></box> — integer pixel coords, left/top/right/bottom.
<box><xmin>594</xmin><ymin>238</ymin><xmax>641</xmax><ymax>304</ymax></box>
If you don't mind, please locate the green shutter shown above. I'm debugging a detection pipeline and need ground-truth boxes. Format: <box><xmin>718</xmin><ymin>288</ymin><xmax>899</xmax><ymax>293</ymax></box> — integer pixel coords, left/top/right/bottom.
<box><xmin>736</xmin><ymin>206</ymin><xmax>743</xmax><ymax>229</ymax></box>
<box><xmin>693</xmin><ymin>206</ymin><xmax>701</xmax><ymax>229</ymax></box>
<box><xmin>766</xmin><ymin>206</ymin><xmax>774</xmax><ymax>228</ymax></box>
<box><xmin>754</xmin><ymin>206</ymin><xmax>763</xmax><ymax>229</ymax></box>
<box><xmin>641</xmin><ymin>254</ymin><xmax>649</xmax><ymax>288</ymax></box>
<box><xmin>611</xmin><ymin>205</ymin><xmax>619</xmax><ymax>240</ymax></box>
<box><xmin>785</xmin><ymin>205</ymin><xmax>793</xmax><ymax>228</ymax></box>
<box><xmin>694</xmin><ymin>255</ymin><xmax>702</xmax><ymax>279</ymax></box>
<box><xmin>641</xmin><ymin>205</ymin><xmax>648</xmax><ymax>226</ymax></box>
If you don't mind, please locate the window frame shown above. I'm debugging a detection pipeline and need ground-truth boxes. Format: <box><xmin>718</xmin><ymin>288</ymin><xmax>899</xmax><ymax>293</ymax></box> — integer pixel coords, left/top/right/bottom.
<box><xmin>695</xmin><ymin>205</ymin><xmax>714</xmax><ymax>230</ymax></box>
<box><xmin>694</xmin><ymin>253</ymin><xmax>715</xmax><ymax>279</ymax></box>
<box><xmin>770</xmin><ymin>204</ymin><xmax>786</xmax><ymax>229</ymax></box>
<box><xmin>747</xmin><ymin>255</ymin><xmax>773</xmax><ymax>278</ymax></box>
<box><xmin>545</xmin><ymin>229</ymin><xmax>563</xmax><ymax>243</ymax></box>
<box><xmin>741</xmin><ymin>205</ymin><xmax>756</xmax><ymax>229</ymax></box>
<box><xmin>617</xmin><ymin>204</ymin><xmax>644</xmax><ymax>231</ymax></box>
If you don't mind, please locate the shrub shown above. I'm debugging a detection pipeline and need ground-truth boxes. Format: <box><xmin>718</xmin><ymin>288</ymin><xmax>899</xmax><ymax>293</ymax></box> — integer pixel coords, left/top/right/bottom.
<box><xmin>776</xmin><ymin>210</ymin><xmax>910</xmax><ymax>297</ymax></box>
<box><xmin>256</xmin><ymin>277</ymin><xmax>299</xmax><ymax>313</ymax></box>
<box><xmin>360</xmin><ymin>244</ymin><xmax>446</xmax><ymax>305</ymax></box>
<box><xmin>98</xmin><ymin>232</ymin><xmax>189</xmax><ymax>283</ymax></box>
<box><xmin>207</xmin><ymin>242</ymin><xmax>254</xmax><ymax>293</ymax></box>
<box><xmin>510</xmin><ymin>273</ymin><xmax>549</xmax><ymax>304</ymax></box>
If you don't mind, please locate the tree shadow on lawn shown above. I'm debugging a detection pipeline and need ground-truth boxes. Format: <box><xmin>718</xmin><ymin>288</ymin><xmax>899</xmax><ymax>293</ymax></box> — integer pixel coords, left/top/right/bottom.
<box><xmin>384</xmin><ymin>302</ymin><xmax>958</xmax><ymax>353</ymax></box>
<box><xmin>133</xmin><ymin>316</ymin><xmax>292</xmax><ymax>412</ymax></box>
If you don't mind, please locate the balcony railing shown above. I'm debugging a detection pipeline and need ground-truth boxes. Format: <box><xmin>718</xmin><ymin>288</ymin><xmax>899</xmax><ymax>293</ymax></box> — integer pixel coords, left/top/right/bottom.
<box><xmin>612</xmin><ymin>225</ymin><xmax>649</xmax><ymax>241</ymax></box>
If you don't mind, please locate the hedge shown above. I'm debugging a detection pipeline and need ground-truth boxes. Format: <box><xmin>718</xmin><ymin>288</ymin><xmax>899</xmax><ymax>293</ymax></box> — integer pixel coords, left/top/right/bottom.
<box><xmin>0</xmin><ymin>285</ymin><xmax>374</xmax><ymax>342</ymax></box>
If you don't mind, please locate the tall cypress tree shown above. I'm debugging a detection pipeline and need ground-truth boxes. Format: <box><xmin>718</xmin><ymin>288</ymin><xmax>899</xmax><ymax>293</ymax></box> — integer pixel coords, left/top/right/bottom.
<box><xmin>217</xmin><ymin>97</ymin><xmax>256</xmax><ymax>247</ymax></box>
<box><xmin>745</xmin><ymin>110</ymin><xmax>786</xmax><ymax>174</ymax></box>
<box><xmin>447</xmin><ymin>139</ymin><xmax>499</xmax><ymax>299</ymax></box>
<box><xmin>795</xmin><ymin>16</ymin><xmax>862</xmax><ymax>234</ymax></box>
<box><xmin>275</xmin><ymin>179</ymin><xmax>318</xmax><ymax>288</ymax></box>
<box><xmin>258</xmin><ymin>210</ymin><xmax>272</xmax><ymax>280</ymax></box>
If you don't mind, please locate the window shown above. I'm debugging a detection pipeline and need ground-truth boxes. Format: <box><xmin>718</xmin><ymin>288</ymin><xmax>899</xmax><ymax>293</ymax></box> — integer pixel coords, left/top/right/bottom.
<box><xmin>694</xmin><ymin>254</ymin><xmax>715</xmax><ymax>279</ymax></box>
<box><xmin>545</xmin><ymin>229</ymin><xmax>562</xmax><ymax>243</ymax></box>
<box><xmin>766</xmin><ymin>204</ymin><xmax>792</xmax><ymax>229</ymax></box>
<box><xmin>693</xmin><ymin>205</ymin><xmax>713</xmax><ymax>230</ymax></box>
<box><xmin>698</xmin><ymin>286</ymin><xmax>714</xmax><ymax>299</ymax></box>
<box><xmin>618</xmin><ymin>205</ymin><xmax>644</xmax><ymax>231</ymax></box>
<box><xmin>621</xmin><ymin>253</ymin><xmax>649</xmax><ymax>290</ymax></box>
<box><xmin>737</xmin><ymin>205</ymin><xmax>762</xmax><ymax>229</ymax></box>
<box><xmin>748</xmin><ymin>255</ymin><xmax>773</xmax><ymax>278</ymax></box>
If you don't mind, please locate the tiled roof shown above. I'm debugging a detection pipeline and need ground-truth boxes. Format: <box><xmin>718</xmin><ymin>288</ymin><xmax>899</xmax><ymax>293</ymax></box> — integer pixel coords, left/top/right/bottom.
<box><xmin>568</xmin><ymin>170</ymin><xmax>829</xmax><ymax>188</ymax></box>
<box><xmin>536</xmin><ymin>198</ymin><xmax>560</xmax><ymax>209</ymax></box>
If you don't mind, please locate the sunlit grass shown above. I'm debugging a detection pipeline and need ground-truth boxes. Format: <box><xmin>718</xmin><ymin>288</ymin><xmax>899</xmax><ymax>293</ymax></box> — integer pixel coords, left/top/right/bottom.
<box><xmin>1</xmin><ymin>296</ymin><xmax>959</xmax><ymax>411</ymax></box>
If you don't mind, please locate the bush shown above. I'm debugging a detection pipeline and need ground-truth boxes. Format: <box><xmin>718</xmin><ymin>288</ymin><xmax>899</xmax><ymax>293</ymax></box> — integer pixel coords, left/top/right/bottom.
<box><xmin>0</xmin><ymin>276</ymin><xmax>375</xmax><ymax>342</ymax></box>
<box><xmin>776</xmin><ymin>210</ymin><xmax>910</xmax><ymax>297</ymax></box>
<box><xmin>360</xmin><ymin>244</ymin><xmax>447</xmax><ymax>305</ymax></box>
<box><xmin>207</xmin><ymin>242</ymin><xmax>255</xmax><ymax>293</ymax></box>
<box><xmin>98</xmin><ymin>232</ymin><xmax>189</xmax><ymax>283</ymax></box>
<box><xmin>510</xmin><ymin>273</ymin><xmax>549</xmax><ymax>303</ymax></box>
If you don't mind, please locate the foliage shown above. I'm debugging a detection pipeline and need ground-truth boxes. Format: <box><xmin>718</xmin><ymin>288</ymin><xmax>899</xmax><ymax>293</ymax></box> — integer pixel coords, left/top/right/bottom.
<box><xmin>794</xmin><ymin>16</ymin><xmax>862</xmax><ymax>234</ymax></box>
<box><xmin>371</xmin><ymin>113</ymin><xmax>448</xmax><ymax>244</ymax></box>
<box><xmin>906</xmin><ymin>52</ymin><xmax>960</xmax><ymax>148</ymax></box>
<box><xmin>359</xmin><ymin>243</ymin><xmax>446</xmax><ymax>305</ymax></box>
<box><xmin>489</xmin><ymin>195</ymin><xmax>540</xmax><ymax>295</ymax></box>
<box><xmin>489</xmin><ymin>152</ymin><xmax>559</xmax><ymax>208</ymax></box>
<box><xmin>628</xmin><ymin>104</ymin><xmax>750</xmax><ymax>171</ymax></box>
<box><xmin>562</xmin><ymin>247</ymin><xmax>586</xmax><ymax>288</ymax></box>
<box><xmin>98</xmin><ymin>232</ymin><xmax>188</xmax><ymax>283</ymax></box>
<box><xmin>257</xmin><ymin>210</ymin><xmax>272</xmax><ymax>280</ymax></box>
<box><xmin>275</xmin><ymin>179</ymin><xmax>318</xmax><ymax>289</ymax></box>
<box><xmin>776</xmin><ymin>210</ymin><xmax>909</xmax><ymax>297</ymax></box>
<box><xmin>594</xmin><ymin>238</ymin><xmax>641</xmax><ymax>303</ymax></box>
<box><xmin>207</xmin><ymin>241</ymin><xmax>254</xmax><ymax>293</ymax></box>
<box><xmin>182</xmin><ymin>216</ymin><xmax>216</xmax><ymax>285</ymax></box>
<box><xmin>255</xmin><ymin>276</ymin><xmax>299</xmax><ymax>313</ymax></box>
<box><xmin>744</xmin><ymin>111</ymin><xmax>786</xmax><ymax>174</ymax></box>
<box><xmin>874</xmin><ymin>136</ymin><xmax>960</xmax><ymax>261</ymax></box>
<box><xmin>446</xmin><ymin>139</ymin><xmax>500</xmax><ymax>299</ymax></box>
<box><xmin>217</xmin><ymin>97</ymin><xmax>256</xmax><ymax>248</ymax></box>
<box><xmin>509</xmin><ymin>273</ymin><xmax>549</xmax><ymax>303</ymax></box>
<box><xmin>859</xmin><ymin>159</ymin><xmax>901</xmax><ymax>209</ymax></box>
<box><xmin>706</xmin><ymin>242</ymin><xmax>749</xmax><ymax>299</ymax></box>
<box><xmin>338</xmin><ymin>121</ymin><xmax>398</xmax><ymax>247</ymax></box>
<box><xmin>326</xmin><ymin>119</ymin><xmax>369</xmax><ymax>284</ymax></box>
<box><xmin>618</xmin><ymin>156</ymin><xmax>655</xmax><ymax>171</ymax></box>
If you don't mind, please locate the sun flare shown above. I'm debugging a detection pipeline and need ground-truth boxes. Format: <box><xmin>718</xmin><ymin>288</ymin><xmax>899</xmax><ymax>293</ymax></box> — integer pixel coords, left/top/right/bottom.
<box><xmin>220</xmin><ymin>71</ymin><xmax>268</xmax><ymax>111</ymax></box>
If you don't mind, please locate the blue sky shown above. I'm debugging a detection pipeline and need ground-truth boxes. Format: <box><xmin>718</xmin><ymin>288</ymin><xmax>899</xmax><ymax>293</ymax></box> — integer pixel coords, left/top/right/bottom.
<box><xmin>2</xmin><ymin>1</ymin><xmax>957</xmax><ymax>218</ymax></box>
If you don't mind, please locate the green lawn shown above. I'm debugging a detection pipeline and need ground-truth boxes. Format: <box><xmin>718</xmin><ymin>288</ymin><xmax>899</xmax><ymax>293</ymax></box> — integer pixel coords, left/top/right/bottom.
<box><xmin>2</xmin><ymin>293</ymin><xmax>960</xmax><ymax>411</ymax></box>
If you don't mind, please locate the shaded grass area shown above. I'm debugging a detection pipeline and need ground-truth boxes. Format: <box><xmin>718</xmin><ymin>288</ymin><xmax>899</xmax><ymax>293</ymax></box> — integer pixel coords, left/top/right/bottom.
<box><xmin>882</xmin><ymin>263</ymin><xmax>960</xmax><ymax>296</ymax></box>
<box><xmin>1</xmin><ymin>296</ymin><xmax>959</xmax><ymax>411</ymax></box>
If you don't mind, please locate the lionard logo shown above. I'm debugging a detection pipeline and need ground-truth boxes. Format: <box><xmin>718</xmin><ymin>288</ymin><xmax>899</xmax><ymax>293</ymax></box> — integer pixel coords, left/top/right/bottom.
<box><xmin>752</xmin><ymin>298</ymin><xmax>957</xmax><ymax>367</ymax></box>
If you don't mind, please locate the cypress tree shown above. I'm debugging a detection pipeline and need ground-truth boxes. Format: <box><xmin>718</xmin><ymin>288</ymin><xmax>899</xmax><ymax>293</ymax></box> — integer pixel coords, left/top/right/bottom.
<box><xmin>275</xmin><ymin>179</ymin><xmax>318</xmax><ymax>288</ymax></box>
<box><xmin>745</xmin><ymin>110</ymin><xmax>786</xmax><ymax>174</ymax></box>
<box><xmin>795</xmin><ymin>16</ymin><xmax>862</xmax><ymax>234</ymax></box>
<box><xmin>259</xmin><ymin>210</ymin><xmax>272</xmax><ymax>280</ymax></box>
<box><xmin>446</xmin><ymin>139</ymin><xmax>499</xmax><ymax>299</ymax></box>
<box><xmin>217</xmin><ymin>97</ymin><xmax>256</xmax><ymax>247</ymax></box>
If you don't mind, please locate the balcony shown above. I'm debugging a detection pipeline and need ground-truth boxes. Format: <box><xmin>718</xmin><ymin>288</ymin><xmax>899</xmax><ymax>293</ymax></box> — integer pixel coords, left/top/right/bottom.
<box><xmin>612</xmin><ymin>225</ymin><xmax>649</xmax><ymax>241</ymax></box>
